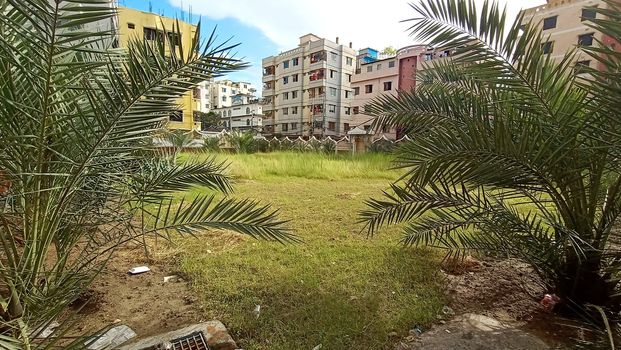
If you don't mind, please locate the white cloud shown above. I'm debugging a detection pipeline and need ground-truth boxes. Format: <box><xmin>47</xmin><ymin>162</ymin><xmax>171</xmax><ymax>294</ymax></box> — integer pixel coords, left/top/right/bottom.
<box><xmin>169</xmin><ymin>0</ymin><xmax>547</xmax><ymax>52</ymax></box>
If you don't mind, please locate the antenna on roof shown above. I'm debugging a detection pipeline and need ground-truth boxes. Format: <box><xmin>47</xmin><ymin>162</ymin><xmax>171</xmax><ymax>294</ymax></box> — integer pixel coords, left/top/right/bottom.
<box><xmin>148</xmin><ymin>1</ymin><xmax>152</xmax><ymax>13</ymax></box>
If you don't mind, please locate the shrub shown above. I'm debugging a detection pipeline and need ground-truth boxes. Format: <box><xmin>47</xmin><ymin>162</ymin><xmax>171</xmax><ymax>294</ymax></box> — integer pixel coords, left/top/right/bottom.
<box><xmin>362</xmin><ymin>0</ymin><xmax>621</xmax><ymax>313</ymax></box>
<box><xmin>0</xmin><ymin>1</ymin><xmax>292</xmax><ymax>346</ymax></box>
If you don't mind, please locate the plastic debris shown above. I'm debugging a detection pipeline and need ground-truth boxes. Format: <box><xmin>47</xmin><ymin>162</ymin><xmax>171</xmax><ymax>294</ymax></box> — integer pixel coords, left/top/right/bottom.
<box><xmin>253</xmin><ymin>304</ymin><xmax>261</xmax><ymax>318</ymax></box>
<box><xmin>540</xmin><ymin>294</ymin><xmax>560</xmax><ymax>311</ymax></box>
<box><xmin>163</xmin><ymin>275</ymin><xmax>179</xmax><ymax>283</ymax></box>
<box><xmin>128</xmin><ymin>266</ymin><xmax>150</xmax><ymax>275</ymax></box>
<box><xmin>312</xmin><ymin>344</ymin><xmax>323</xmax><ymax>350</ymax></box>
<box><xmin>32</xmin><ymin>321</ymin><xmax>60</xmax><ymax>339</ymax></box>
<box><xmin>442</xmin><ymin>305</ymin><xmax>455</xmax><ymax>316</ymax></box>
<box><xmin>409</xmin><ymin>325</ymin><xmax>424</xmax><ymax>336</ymax></box>
<box><xmin>86</xmin><ymin>325</ymin><xmax>136</xmax><ymax>350</ymax></box>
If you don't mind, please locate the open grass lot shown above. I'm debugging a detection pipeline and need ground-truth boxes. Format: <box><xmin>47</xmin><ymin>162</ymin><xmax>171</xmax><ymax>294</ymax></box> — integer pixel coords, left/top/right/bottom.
<box><xmin>178</xmin><ymin>152</ymin><xmax>445</xmax><ymax>349</ymax></box>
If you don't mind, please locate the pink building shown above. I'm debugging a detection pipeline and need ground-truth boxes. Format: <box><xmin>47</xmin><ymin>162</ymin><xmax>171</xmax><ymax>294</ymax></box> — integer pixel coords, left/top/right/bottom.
<box><xmin>350</xmin><ymin>45</ymin><xmax>426</xmax><ymax>139</ymax></box>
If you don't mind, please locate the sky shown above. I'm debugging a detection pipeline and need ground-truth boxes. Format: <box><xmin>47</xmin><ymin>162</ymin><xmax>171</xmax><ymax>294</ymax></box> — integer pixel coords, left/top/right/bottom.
<box><xmin>122</xmin><ymin>0</ymin><xmax>547</xmax><ymax>88</ymax></box>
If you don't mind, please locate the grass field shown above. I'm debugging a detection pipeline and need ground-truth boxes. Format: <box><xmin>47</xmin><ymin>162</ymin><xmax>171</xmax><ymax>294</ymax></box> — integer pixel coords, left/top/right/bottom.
<box><xmin>177</xmin><ymin>152</ymin><xmax>445</xmax><ymax>349</ymax></box>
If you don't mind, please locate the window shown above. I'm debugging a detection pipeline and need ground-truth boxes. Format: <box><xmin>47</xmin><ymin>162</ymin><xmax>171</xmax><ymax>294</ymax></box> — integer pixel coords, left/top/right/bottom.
<box><xmin>330</xmin><ymin>70</ymin><xmax>337</xmax><ymax>79</ymax></box>
<box><xmin>582</xmin><ymin>8</ymin><xmax>597</xmax><ymax>21</ymax></box>
<box><xmin>346</xmin><ymin>57</ymin><xmax>353</xmax><ymax>65</ymax></box>
<box><xmin>365</xmin><ymin>84</ymin><xmax>373</xmax><ymax>93</ymax></box>
<box><xmin>167</xmin><ymin>32</ymin><xmax>181</xmax><ymax>46</ymax></box>
<box><xmin>144</xmin><ymin>27</ymin><xmax>158</xmax><ymax>41</ymax></box>
<box><xmin>377</xmin><ymin>63</ymin><xmax>382</xmax><ymax>70</ymax></box>
<box><xmin>366</xmin><ymin>65</ymin><xmax>372</xmax><ymax>72</ymax></box>
<box><xmin>292</xmin><ymin>106</ymin><xmax>298</xmax><ymax>114</ymax></box>
<box><xmin>344</xmin><ymin>123</ymin><xmax>350</xmax><ymax>132</ymax></box>
<box><xmin>345</xmin><ymin>108</ymin><xmax>351</xmax><ymax>115</ymax></box>
<box><xmin>222</xmin><ymin>87</ymin><xmax>227</xmax><ymax>93</ymax></box>
<box><xmin>283</xmin><ymin>76</ymin><xmax>289</xmax><ymax>84</ymax></box>
<box><xmin>542</xmin><ymin>41</ymin><xmax>554</xmax><ymax>54</ymax></box>
<box><xmin>244</xmin><ymin>84</ymin><xmax>248</xmax><ymax>88</ymax></box>
<box><xmin>346</xmin><ymin>74</ymin><xmax>352</xmax><ymax>83</ymax></box>
<box><xmin>354</xmin><ymin>87</ymin><xmax>360</xmax><ymax>95</ymax></box>
<box><xmin>283</xmin><ymin>92</ymin><xmax>289</xmax><ymax>100</ymax></box>
<box><xmin>388</xmin><ymin>60</ymin><xmax>396</xmax><ymax>68</ymax></box>
<box><xmin>578</xmin><ymin>33</ymin><xmax>594</xmax><ymax>46</ymax></box>
<box><xmin>283</xmin><ymin>107</ymin><xmax>289</xmax><ymax>115</ymax></box>
<box><xmin>128</xmin><ymin>23</ymin><xmax>135</xmax><ymax>29</ymax></box>
<box><xmin>383</xmin><ymin>81</ymin><xmax>392</xmax><ymax>91</ymax></box>
<box><xmin>575</xmin><ymin>60</ymin><xmax>591</xmax><ymax>74</ymax></box>
<box><xmin>169</xmin><ymin>110</ymin><xmax>183</xmax><ymax>122</ymax></box>
<box><xmin>292</xmin><ymin>74</ymin><xmax>299</xmax><ymax>83</ymax></box>
<box><xmin>330</xmin><ymin>87</ymin><xmax>337</xmax><ymax>97</ymax></box>
<box><xmin>328</xmin><ymin>121</ymin><xmax>336</xmax><ymax>130</ymax></box>
<box><xmin>228</xmin><ymin>110</ymin><xmax>231</xmax><ymax>117</ymax></box>
<box><xmin>292</xmin><ymin>57</ymin><xmax>299</xmax><ymax>66</ymax></box>
<box><xmin>353</xmin><ymin>106</ymin><xmax>360</xmax><ymax>115</ymax></box>
<box><xmin>221</xmin><ymin>96</ymin><xmax>226</xmax><ymax>102</ymax></box>
<box><xmin>283</xmin><ymin>60</ymin><xmax>290</xmax><ymax>69</ymax></box>
<box><xmin>543</xmin><ymin>16</ymin><xmax>557</xmax><ymax>30</ymax></box>
<box><xmin>328</xmin><ymin>104</ymin><xmax>336</xmax><ymax>113</ymax></box>
<box><xmin>292</xmin><ymin>90</ymin><xmax>298</xmax><ymax>99</ymax></box>
<box><xmin>246</xmin><ymin>107</ymin><xmax>251</xmax><ymax>114</ymax></box>
<box><xmin>345</xmin><ymin>90</ymin><xmax>351</xmax><ymax>98</ymax></box>
<box><xmin>331</xmin><ymin>52</ymin><xmax>338</xmax><ymax>61</ymax></box>
<box><xmin>246</xmin><ymin>119</ymin><xmax>251</xmax><ymax>126</ymax></box>
<box><xmin>282</xmin><ymin>123</ymin><xmax>289</xmax><ymax>132</ymax></box>
<box><xmin>291</xmin><ymin>122</ymin><xmax>298</xmax><ymax>130</ymax></box>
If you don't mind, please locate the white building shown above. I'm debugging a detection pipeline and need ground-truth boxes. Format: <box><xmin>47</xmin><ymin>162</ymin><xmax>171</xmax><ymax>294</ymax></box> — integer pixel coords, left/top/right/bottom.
<box><xmin>213</xmin><ymin>94</ymin><xmax>263</xmax><ymax>131</ymax></box>
<box><xmin>195</xmin><ymin>80</ymin><xmax>257</xmax><ymax>113</ymax></box>
<box><xmin>261</xmin><ymin>34</ymin><xmax>357</xmax><ymax>137</ymax></box>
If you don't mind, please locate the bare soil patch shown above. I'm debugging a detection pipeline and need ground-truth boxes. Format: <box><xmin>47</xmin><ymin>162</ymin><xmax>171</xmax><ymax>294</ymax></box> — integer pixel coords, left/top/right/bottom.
<box><xmin>71</xmin><ymin>243</ymin><xmax>204</xmax><ymax>338</ymax></box>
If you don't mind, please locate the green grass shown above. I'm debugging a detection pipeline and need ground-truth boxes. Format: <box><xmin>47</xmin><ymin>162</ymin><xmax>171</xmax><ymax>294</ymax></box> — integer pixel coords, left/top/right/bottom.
<box><xmin>177</xmin><ymin>152</ymin><xmax>445</xmax><ymax>350</ymax></box>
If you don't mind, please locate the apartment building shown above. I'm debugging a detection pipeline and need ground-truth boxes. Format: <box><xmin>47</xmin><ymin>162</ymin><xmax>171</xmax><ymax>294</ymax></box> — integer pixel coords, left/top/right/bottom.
<box><xmin>350</xmin><ymin>45</ymin><xmax>426</xmax><ymax>138</ymax></box>
<box><xmin>117</xmin><ymin>7</ymin><xmax>200</xmax><ymax>130</ymax></box>
<box><xmin>520</xmin><ymin>0</ymin><xmax>620</xmax><ymax>71</ymax></box>
<box><xmin>213</xmin><ymin>93</ymin><xmax>263</xmax><ymax>131</ymax></box>
<box><xmin>208</xmin><ymin>80</ymin><xmax>257</xmax><ymax>109</ymax></box>
<box><xmin>262</xmin><ymin>34</ymin><xmax>357</xmax><ymax>137</ymax></box>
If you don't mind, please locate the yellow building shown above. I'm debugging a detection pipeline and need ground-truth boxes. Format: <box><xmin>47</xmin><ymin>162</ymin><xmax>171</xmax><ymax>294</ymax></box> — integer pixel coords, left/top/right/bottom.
<box><xmin>117</xmin><ymin>7</ymin><xmax>200</xmax><ymax>130</ymax></box>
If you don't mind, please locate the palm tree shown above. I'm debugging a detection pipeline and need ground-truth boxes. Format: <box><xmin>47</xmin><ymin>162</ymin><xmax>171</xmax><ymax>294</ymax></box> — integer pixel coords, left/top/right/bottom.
<box><xmin>361</xmin><ymin>0</ymin><xmax>621</xmax><ymax>312</ymax></box>
<box><xmin>0</xmin><ymin>0</ymin><xmax>293</xmax><ymax>346</ymax></box>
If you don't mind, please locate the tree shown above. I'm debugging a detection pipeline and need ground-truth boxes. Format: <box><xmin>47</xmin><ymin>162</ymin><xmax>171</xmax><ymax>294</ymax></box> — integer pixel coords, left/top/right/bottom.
<box><xmin>361</xmin><ymin>0</ymin><xmax>621</xmax><ymax>313</ymax></box>
<box><xmin>0</xmin><ymin>0</ymin><xmax>293</xmax><ymax>346</ymax></box>
<box><xmin>194</xmin><ymin>110</ymin><xmax>221</xmax><ymax>130</ymax></box>
<box><xmin>381</xmin><ymin>46</ymin><xmax>397</xmax><ymax>56</ymax></box>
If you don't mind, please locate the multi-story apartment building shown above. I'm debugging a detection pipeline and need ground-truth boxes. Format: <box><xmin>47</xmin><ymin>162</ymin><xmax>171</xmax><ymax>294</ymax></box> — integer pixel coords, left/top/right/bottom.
<box><xmin>520</xmin><ymin>0</ymin><xmax>620</xmax><ymax>71</ymax></box>
<box><xmin>350</xmin><ymin>45</ymin><xmax>426</xmax><ymax>138</ymax></box>
<box><xmin>208</xmin><ymin>80</ymin><xmax>256</xmax><ymax>109</ymax></box>
<box><xmin>117</xmin><ymin>7</ymin><xmax>200</xmax><ymax>130</ymax></box>
<box><xmin>262</xmin><ymin>34</ymin><xmax>357</xmax><ymax>137</ymax></box>
<box><xmin>213</xmin><ymin>94</ymin><xmax>263</xmax><ymax>131</ymax></box>
<box><xmin>194</xmin><ymin>80</ymin><xmax>257</xmax><ymax>114</ymax></box>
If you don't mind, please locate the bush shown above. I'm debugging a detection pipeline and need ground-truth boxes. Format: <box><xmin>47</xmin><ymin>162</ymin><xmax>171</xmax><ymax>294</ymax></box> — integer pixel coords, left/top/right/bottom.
<box><xmin>362</xmin><ymin>0</ymin><xmax>621</xmax><ymax>314</ymax></box>
<box><xmin>0</xmin><ymin>2</ymin><xmax>292</xmax><ymax>346</ymax></box>
<box><xmin>367</xmin><ymin>139</ymin><xmax>396</xmax><ymax>153</ymax></box>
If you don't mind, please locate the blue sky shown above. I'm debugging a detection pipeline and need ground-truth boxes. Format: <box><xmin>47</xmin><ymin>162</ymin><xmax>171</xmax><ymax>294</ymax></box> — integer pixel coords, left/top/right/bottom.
<box><xmin>121</xmin><ymin>0</ymin><xmax>546</xmax><ymax>89</ymax></box>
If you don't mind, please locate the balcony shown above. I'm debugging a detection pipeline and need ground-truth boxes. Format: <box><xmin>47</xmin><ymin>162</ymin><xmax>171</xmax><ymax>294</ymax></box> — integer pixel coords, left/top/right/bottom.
<box><xmin>262</xmin><ymin>66</ymin><xmax>276</xmax><ymax>82</ymax></box>
<box><xmin>262</xmin><ymin>88</ymin><xmax>275</xmax><ymax>98</ymax></box>
<box><xmin>310</xmin><ymin>51</ymin><xmax>326</xmax><ymax>64</ymax></box>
